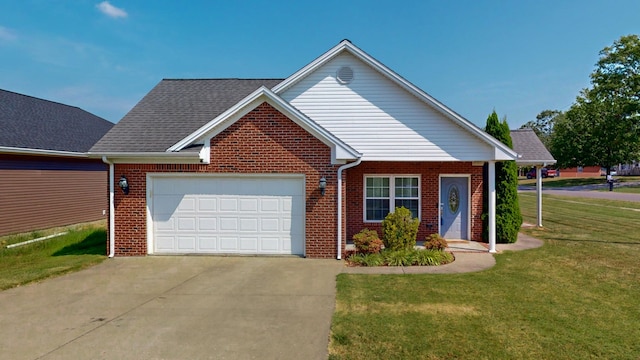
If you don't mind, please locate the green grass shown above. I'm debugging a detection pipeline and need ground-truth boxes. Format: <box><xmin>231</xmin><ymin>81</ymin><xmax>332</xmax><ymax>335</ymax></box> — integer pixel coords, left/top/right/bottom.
<box><xmin>0</xmin><ymin>222</ymin><xmax>107</xmax><ymax>290</ymax></box>
<box><xmin>329</xmin><ymin>193</ymin><xmax>640</xmax><ymax>360</ymax></box>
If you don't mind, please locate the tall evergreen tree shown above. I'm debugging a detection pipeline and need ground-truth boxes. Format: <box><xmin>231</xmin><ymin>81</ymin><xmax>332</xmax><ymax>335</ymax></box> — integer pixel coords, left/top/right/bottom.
<box><xmin>483</xmin><ymin>111</ymin><xmax>522</xmax><ymax>243</ymax></box>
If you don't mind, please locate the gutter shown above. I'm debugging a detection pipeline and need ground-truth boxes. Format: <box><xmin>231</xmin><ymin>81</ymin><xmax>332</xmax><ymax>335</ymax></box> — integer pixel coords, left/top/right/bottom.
<box><xmin>102</xmin><ymin>156</ymin><xmax>116</xmax><ymax>258</ymax></box>
<box><xmin>0</xmin><ymin>146</ymin><xmax>87</xmax><ymax>158</ymax></box>
<box><xmin>336</xmin><ymin>158</ymin><xmax>362</xmax><ymax>260</ymax></box>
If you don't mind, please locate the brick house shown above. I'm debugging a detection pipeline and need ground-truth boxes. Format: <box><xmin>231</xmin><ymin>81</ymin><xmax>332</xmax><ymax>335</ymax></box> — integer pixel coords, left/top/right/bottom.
<box><xmin>0</xmin><ymin>89</ymin><xmax>113</xmax><ymax>236</ymax></box>
<box><xmin>90</xmin><ymin>40</ymin><xmax>517</xmax><ymax>258</ymax></box>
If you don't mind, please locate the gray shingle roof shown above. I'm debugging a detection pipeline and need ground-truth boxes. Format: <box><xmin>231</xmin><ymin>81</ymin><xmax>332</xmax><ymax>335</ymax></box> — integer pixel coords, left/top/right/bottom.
<box><xmin>0</xmin><ymin>89</ymin><xmax>113</xmax><ymax>153</ymax></box>
<box><xmin>510</xmin><ymin>129</ymin><xmax>556</xmax><ymax>165</ymax></box>
<box><xmin>91</xmin><ymin>79</ymin><xmax>284</xmax><ymax>153</ymax></box>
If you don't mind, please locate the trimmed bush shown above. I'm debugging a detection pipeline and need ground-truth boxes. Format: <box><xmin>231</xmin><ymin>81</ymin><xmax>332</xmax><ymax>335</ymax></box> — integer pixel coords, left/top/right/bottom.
<box><xmin>352</xmin><ymin>228</ymin><xmax>383</xmax><ymax>254</ymax></box>
<box><xmin>381</xmin><ymin>207</ymin><xmax>419</xmax><ymax>251</ymax></box>
<box><xmin>424</xmin><ymin>234</ymin><xmax>448</xmax><ymax>250</ymax></box>
<box><xmin>360</xmin><ymin>253</ymin><xmax>384</xmax><ymax>267</ymax></box>
<box><xmin>382</xmin><ymin>249</ymin><xmax>416</xmax><ymax>266</ymax></box>
<box><xmin>414</xmin><ymin>249</ymin><xmax>454</xmax><ymax>266</ymax></box>
<box><xmin>482</xmin><ymin>111</ymin><xmax>523</xmax><ymax>243</ymax></box>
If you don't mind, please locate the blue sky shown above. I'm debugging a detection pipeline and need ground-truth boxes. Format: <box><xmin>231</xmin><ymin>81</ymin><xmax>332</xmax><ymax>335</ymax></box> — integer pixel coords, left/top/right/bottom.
<box><xmin>1</xmin><ymin>1</ymin><xmax>638</xmax><ymax>128</ymax></box>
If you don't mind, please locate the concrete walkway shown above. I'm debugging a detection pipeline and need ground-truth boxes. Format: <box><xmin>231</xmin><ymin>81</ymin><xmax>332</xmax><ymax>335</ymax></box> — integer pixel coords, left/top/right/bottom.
<box><xmin>341</xmin><ymin>233</ymin><xmax>543</xmax><ymax>274</ymax></box>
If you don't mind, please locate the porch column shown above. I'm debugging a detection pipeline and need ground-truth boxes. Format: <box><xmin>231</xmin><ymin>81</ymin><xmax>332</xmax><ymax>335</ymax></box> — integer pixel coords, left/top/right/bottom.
<box><xmin>536</xmin><ymin>166</ymin><xmax>543</xmax><ymax>227</ymax></box>
<box><xmin>488</xmin><ymin>161</ymin><xmax>497</xmax><ymax>253</ymax></box>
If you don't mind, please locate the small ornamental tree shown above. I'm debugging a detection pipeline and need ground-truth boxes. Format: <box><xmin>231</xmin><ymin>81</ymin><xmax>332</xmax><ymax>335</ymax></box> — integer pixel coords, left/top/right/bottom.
<box><xmin>381</xmin><ymin>207</ymin><xmax>419</xmax><ymax>250</ymax></box>
<box><xmin>483</xmin><ymin>111</ymin><xmax>522</xmax><ymax>243</ymax></box>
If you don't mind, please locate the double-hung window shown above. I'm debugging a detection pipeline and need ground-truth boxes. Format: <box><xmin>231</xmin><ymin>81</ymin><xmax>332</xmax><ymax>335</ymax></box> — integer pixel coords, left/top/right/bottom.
<box><xmin>365</xmin><ymin>176</ymin><xmax>420</xmax><ymax>221</ymax></box>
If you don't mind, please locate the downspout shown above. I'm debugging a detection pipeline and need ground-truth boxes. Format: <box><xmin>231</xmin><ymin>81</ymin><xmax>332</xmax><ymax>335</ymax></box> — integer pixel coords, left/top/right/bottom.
<box><xmin>102</xmin><ymin>156</ymin><xmax>116</xmax><ymax>258</ymax></box>
<box><xmin>336</xmin><ymin>158</ymin><xmax>362</xmax><ymax>260</ymax></box>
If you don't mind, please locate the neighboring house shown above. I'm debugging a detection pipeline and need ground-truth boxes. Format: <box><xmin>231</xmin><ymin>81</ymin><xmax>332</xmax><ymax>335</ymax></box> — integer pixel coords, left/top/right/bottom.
<box><xmin>0</xmin><ymin>89</ymin><xmax>113</xmax><ymax>237</ymax></box>
<box><xmin>559</xmin><ymin>166</ymin><xmax>602</xmax><ymax>177</ymax></box>
<box><xmin>90</xmin><ymin>40</ymin><xmax>517</xmax><ymax>259</ymax></box>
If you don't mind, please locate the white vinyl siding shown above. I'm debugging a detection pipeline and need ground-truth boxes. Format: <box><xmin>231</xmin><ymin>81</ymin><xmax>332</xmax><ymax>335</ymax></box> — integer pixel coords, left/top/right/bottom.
<box><xmin>365</xmin><ymin>175</ymin><xmax>420</xmax><ymax>222</ymax></box>
<box><xmin>280</xmin><ymin>52</ymin><xmax>494</xmax><ymax>161</ymax></box>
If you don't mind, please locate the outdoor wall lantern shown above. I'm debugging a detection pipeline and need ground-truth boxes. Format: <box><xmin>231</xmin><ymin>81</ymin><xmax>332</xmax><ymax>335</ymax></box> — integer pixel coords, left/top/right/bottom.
<box><xmin>319</xmin><ymin>177</ymin><xmax>327</xmax><ymax>196</ymax></box>
<box><xmin>118</xmin><ymin>175</ymin><xmax>130</xmax><ymax>195</ymax></box>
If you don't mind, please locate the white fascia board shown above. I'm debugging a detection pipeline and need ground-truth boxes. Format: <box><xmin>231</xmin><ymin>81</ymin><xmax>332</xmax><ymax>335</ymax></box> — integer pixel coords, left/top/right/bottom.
<box><xmin>0</xmin><ymin>146</ymin><xmax>87</xmax><ymax>158</ymax></box>
<box><xmin>87</xmin><ymin>152</ymin><xmax>200</xmax><ymax>164</ymax></box>
<box><xmin>273</xmin><ymin>40</ymin><xmax>518</xmax><ymax>161</ymax></box>
<box><xmin>169</xmin><ymin>86</ymin><xmax>361</xmax><ymax>163</ymax></box>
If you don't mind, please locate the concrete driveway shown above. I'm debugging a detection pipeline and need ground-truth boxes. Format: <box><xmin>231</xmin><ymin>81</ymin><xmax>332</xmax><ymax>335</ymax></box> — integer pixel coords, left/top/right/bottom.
<box><xmin>0</xmin><ymin>256</ymin><xmax>343</xmax><ymax>360</ymax></box>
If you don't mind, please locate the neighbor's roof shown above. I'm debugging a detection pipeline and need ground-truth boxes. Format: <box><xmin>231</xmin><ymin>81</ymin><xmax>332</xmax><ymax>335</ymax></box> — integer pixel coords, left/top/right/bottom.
<box><xmin>90</xmin><ymin>79</ymin><xmax>284</xmax><ymax>153</ymax></box>
<box><xmin>0</xmin><ymin>89</ymin><xmax>113</xmax><ymax>153</ymax></box>
<box><xmin>510</xmin><ymin>128</ymin><xmax>556</xmax><ymax>165</ymax></box>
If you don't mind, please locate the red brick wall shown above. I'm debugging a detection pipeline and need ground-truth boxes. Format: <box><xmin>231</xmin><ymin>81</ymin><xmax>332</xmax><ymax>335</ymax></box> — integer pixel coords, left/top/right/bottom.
<box><xmin>345</xmin><ymin>161</ymin><xmax>484</xmax><ymax>243</ymax></box>
<box><xmin>112</xmin><ymin>102</ymin><xmax>340</xmax><ymax>258</ymax></box>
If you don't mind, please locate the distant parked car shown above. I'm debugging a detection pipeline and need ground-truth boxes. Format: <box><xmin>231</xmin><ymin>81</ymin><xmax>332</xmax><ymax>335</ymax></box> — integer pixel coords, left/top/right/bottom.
<box><xmin>526</xmin><ymin>168</ymin><xmax>549</xmax><ymax>179</ymax></box>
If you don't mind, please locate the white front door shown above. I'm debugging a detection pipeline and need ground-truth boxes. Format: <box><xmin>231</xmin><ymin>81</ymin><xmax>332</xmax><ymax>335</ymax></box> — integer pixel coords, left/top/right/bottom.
<box><xmin>149</xmin><ymin>175</ymin><xmax>305</xmax><ymax>255</ymax></box>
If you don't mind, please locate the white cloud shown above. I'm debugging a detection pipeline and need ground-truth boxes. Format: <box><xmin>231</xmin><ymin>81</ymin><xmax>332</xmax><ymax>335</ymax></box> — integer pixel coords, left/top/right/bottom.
<box><xmin>0</xmin><ymin>26</ymin><xmax>17</xmax><ymax>42</ymax></box>
<box><xmin>96</xmin><ymin>1</ymin><xmax>128</xmax><ymax>19</ymax></box>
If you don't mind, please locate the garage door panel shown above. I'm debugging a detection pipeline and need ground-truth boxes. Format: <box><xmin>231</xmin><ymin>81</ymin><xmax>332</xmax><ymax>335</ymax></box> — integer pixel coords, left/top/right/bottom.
<box><xmin>177</xmin><ymin>236</ymin><xmax>196</xmax><ymax>251</ymax></box>
<box><xmin>153</xmin><ymin>195</ymin><xmax>183</xmax><ymax>217</ymax></box>
<box><xmin>260</xmin><ymin>198</ymin><xmax>279</xmax><ymax>212</ymax></box>
<box><xmin>198</xmin><ymin>198</ymin><xmax>217</xmax><ymax>212</ymax></box>
<box><xmin>156</xmin><ymin>236</ymin><xmax>176</xmax><ymax>251</ymax></box>
<box><xmin>219</xmin><ymin>218</ymin><xmax>238</xmax><ymax>231</ymax></box>
<box><xmin>239</xmin><ymin>218</ymin><xmax>258</xmax><ymax>232</ymax></box>
<box><xmin>220</xmin><ymin>237</ymin><xmax>238</xmax><ymax>251</ymax></box>
<box><xmin>219</xmin><ymin>198</ymin><xmax>238</xmax><ymax>212</ymax></box>
<box><xmin>198</xmin><ymin>236</ymin><xmax>217</xmax><ymax>250</ymax></box>
<box><xmin>155</xmin><ymin>218</ymin><xmax>175</xmax><ymax>231</ymax></box>
<box><xmin>178</xmin><ymin>217</ymin><xmax>196</xmax><ymax>231</ymax></box>
<box><xmin>198</xmin><ymin>217</ymin><xmax>217</xmax><ymax>231</ymax></box>
<box><xmin>177</xmin><ymin>197</ymin><xmax>196</xmax><ymax>212</ymax></box>
<box><xmin>261</xmin><ymin>218</ymin><xmax>280</xmax><ymax>232</ymax></box>
<box><xmin>239</xmin><ymin>198</ymin><xmax>258</xmax><ymax>212</ymax></box>
<box><xmin>151</xmin><ymin>176</ymin><xmax>304</xmax><ymax>255</ymax></box>
<box><xmin>239</xmin><ymin>237</ymin><xmax>258</xmax><ymax>251</ymax></box>
<box><xmin>261</xmin><ymin>237</ymin><xmax>279</xmax><ymax>251</ymax></box>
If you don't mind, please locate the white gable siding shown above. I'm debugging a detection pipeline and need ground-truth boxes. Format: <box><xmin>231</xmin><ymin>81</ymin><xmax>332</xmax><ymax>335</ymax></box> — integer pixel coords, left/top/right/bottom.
<box><xmin>280</xmin><ymin>52</ymin><xmax>494</xmax><ymax>161</ymax></box>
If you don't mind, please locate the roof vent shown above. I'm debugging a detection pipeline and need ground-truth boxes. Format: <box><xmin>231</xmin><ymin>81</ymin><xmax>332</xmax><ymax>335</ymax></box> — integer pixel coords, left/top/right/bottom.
<box><xmin>336</xmin><ymin>66</ymin><xmax>354</xmax><ymax>84</ymax></box>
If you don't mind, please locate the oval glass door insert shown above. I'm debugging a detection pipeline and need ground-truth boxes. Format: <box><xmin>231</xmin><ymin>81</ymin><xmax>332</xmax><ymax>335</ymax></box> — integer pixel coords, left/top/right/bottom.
<box><xmin>448</xmin><ymin>185</ymin><xmax>460</xmax><ymax>213</ymax></box>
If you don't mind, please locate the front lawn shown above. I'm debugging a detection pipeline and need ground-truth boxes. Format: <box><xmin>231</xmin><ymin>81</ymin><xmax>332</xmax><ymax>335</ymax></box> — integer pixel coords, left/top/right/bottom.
<box><xmin>0</xmin><ymin>221</ymin><xmax>107</xmax><ymax>290</ymax></box>
<box><xmin>329</xmin><ymin>193</ymin><xmax>640</xmax><ymax>359</ymax></box>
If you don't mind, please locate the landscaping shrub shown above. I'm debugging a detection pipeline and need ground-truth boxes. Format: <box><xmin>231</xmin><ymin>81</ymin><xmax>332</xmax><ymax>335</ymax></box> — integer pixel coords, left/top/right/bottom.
<box><xmin>424</xmin><ymin>234</ymin><xmax>448</xmax><ymax>250</ymax></box>
<box><xmin>482</xmin><ymin>111</ymin><xmax>522</xmax><ymax>243</ymax></box>
<box><xmin>352</xmin><ymin>228</ymin><xmax>383</xmax><ymax>254</ymax></box>
<box><xmin>360</xmin><ymin>253</ymin><xmax>384</xmax><ymax>267</ymax></box>
<box><xmin>347</xmin><ymin>253</ymin><xmax>365</xmax><ymax>266</ymax></box>
<box><xmin>382</xmin><ymin>249</ymin><xmax>416</xmax><ymax>266</ymax></box>
<box><xmin>381</xmin><ymin>207</ymin><xmax>419</xmax><ymax>251</ymax></box>
<box><xmin>414</xmin><ymin>249</ymin><xmax>453</xmax><ymax>266</ymax></box>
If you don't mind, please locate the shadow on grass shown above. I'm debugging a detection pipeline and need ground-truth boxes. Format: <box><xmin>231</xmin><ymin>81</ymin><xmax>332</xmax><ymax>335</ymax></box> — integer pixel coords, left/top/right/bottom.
<box><xmin>53</xmin><ymin>230</ymin><xmax>107</xmax><ymax>256</ymax></box>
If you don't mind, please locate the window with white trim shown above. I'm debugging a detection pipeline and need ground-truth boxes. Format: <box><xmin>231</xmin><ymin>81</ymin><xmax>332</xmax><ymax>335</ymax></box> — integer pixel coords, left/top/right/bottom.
<box><xmin>365</xmin><ymin>176</ymin><xmax>420</xmax><ymax>221</ymax></box>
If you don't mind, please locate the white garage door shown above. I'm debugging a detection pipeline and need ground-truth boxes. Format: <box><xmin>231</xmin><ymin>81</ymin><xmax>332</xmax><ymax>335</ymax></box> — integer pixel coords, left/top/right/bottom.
<box><xmin>150</xmin><ymin>176</ymin><xmax>305</xmax><ymax>255</ymax></box>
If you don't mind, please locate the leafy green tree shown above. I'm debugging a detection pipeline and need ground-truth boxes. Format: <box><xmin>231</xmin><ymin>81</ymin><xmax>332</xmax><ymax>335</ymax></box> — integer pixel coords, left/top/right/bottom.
<box><xmin>520</xmin><ymin>110</ymin><xmax>564</xmax><ymax>150</ymax></box>
<box><xmin>483</xmin><ymin>111</ymin><xmax>522</xmax><ymax>243</ymax></box>
<box><xmin>551</xmin><ymin>35</ymin><xmax>640</xmax><ymax>173</ymax></box>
